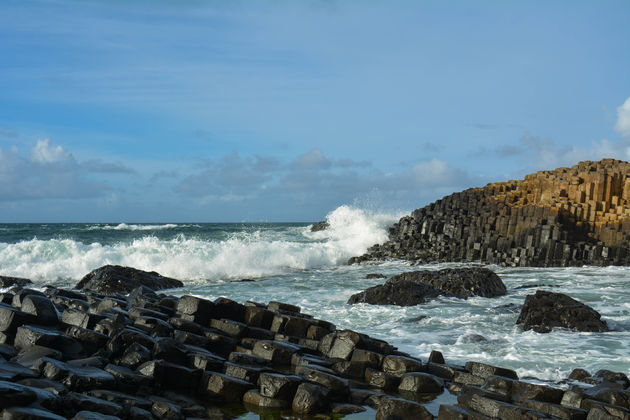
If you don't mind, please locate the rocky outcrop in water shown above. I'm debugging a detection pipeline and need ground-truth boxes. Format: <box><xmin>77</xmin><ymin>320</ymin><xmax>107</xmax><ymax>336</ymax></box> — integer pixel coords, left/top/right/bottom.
<box><xmin>350</xmin><ymin>159</ymin><xmax>630</xmax><ymax>267</ymax></box>
<box><xmin>0</xmin><ymin>267</ymin><xmax>626</xmax><ymax>418</ymax></box>
<box><xmin>348</xmin><ymin>268</ymin><xmax>506</xmax><ymax>306</ymax></box>
<box><xmin>310</xmin><ymin>221</ymin><xmax>329</xmax><ymax>232</ymax></box>
<box><xmin>517</xmin><ymin>290</ymin><xmax>609</xmax><ymax>333</ymax></box>
<box><xmin>75</xmin><ymin>265</ymin><xmax>183</xmax><ymax>294</ymax></box>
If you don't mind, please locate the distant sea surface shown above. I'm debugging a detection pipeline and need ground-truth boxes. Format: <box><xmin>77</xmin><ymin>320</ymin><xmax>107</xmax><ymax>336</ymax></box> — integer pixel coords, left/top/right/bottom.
<box><xmin>1</xmin><ymin>205</ymin><xmax>629</xmax><ymax>382</ymax></box>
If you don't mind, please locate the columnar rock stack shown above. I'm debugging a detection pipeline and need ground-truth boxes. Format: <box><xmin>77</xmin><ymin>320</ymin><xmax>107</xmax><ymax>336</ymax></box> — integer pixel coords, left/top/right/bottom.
<box><xmin>351</xmin><ymin>159</ymin><xmax>630</xmax><ymax>267</ymax></box>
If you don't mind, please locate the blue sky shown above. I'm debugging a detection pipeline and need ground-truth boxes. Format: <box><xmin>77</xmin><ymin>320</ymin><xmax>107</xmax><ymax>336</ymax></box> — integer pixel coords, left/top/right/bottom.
<box><xmin>1</xmin><ymin>0</ymin><xmax>630</xmax><ymax>222</ymax></box>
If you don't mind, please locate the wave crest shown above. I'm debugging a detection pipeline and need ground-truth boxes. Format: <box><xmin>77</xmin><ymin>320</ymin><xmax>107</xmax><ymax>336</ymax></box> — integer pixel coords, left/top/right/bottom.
<box><xmin>0</xmin><ymin>205</ymin><xmax>401</xmax><ymax>283</ymax></box>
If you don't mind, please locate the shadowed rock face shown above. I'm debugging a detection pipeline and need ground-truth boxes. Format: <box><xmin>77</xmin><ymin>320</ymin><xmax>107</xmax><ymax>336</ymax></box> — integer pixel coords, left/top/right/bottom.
<box><xmin>348</xmin><ymin>268</ymin><xmax>506</xmax><ymax>306</ymax></box>
<box><xmin>75</xmin><ymin>265</ymin><xmax>183</xmax><ymax>294</ymax></box>
<box><xmin>350</xmin><ymin>159</ymin><xmax>630</xmax><ymax>267</ymax></box>
<box><xmin>516</xmin><ymin>290</ymin><xmax>609</xmax><ymax>333</ymax></box>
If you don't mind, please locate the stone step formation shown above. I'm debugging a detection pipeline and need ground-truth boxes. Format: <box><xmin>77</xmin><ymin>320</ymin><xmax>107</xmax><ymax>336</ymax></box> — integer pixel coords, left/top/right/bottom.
<box><xmin>1</xmin><ymin>275</ymin><xmax>629</xmax><ymax>420</ymax></box>
<box><xmin>350</xmin><ymin>158</ymin><xmax>630</xmax><ymax>267</ymax></box>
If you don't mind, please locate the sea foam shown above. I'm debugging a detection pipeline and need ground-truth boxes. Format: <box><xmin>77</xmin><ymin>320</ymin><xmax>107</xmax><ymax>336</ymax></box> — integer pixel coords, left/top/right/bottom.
<box><xmin>0</xmin><ymin>205</ymin><xmax>399</xmax><ymax>283</ymax></box>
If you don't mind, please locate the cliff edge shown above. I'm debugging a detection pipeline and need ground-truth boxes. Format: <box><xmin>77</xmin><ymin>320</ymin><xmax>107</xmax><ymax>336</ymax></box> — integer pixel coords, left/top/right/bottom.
<box><xmin>350</xmin><ymin>158</ymin><xmax>630</xmax><ymax>267</ymax></box>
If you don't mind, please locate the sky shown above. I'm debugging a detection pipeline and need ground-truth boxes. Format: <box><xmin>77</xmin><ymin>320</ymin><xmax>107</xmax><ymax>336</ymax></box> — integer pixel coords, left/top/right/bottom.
<box><xmin>1</xmin><ymin>0</ymin><xmax>630</xmax><ymax>222</ymax></box>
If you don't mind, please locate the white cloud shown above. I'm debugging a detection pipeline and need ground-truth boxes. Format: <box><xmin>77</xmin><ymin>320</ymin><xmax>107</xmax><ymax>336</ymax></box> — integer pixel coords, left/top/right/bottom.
<box><xmin>30</xmin><ymin>138</ymin><xmax>72</xmax><ymax>164</ymax></box>
<box><xmin>615</xmin><ymin>96</ymin><xmax>630</xmax><ymax>138</ymax></box>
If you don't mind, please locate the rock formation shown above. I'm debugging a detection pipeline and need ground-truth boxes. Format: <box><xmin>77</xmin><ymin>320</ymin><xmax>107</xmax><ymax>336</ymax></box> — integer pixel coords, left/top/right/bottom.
<box><xmin>0</xmin><ymin>268</ymin><xmax>626</xmax><ymax>418</ymax></box>
<box><xmin>516</xmin><ymin>290</ymin><xmax>609</xmax><ymax>333</ymax></box>
<box><xmin>350</xmin><ymin>159</ymin><xmax>630</xmax><ymax>266</ymax></box>
<box><xmin>348</xmin><ymin>268</ymin><xmax>506</xmax><ymax>306</ymax></box>
<box><xmin>75</xmin><ymin>265</ymin><xmax>183</xmax><ymax>294</ymax></box>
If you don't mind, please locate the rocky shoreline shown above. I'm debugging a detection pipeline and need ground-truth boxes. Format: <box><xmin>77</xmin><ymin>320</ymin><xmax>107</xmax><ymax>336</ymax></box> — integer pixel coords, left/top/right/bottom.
<box><xmin>349</xmin><ymin>159</ymin><xmax>630</xmax><ymax>267</ymax></box>
<box><xmin>0</xmin><ymin>266</ymin><xmax>628</xmax><ymax>419</ymax></box>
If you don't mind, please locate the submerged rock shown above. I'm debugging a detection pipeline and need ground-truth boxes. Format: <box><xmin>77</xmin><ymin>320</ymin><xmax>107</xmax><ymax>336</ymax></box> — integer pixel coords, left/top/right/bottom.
<box><xmin>75</xmin><ymin>265</ymin><xmax>183</xmax><ymax>294</ymax></box>
<box><xmin>516</xmin><ymin>290</ymin><xmax>609</xmax><ymax>333</ymax></box>
<box><xmin>348</xmin><ymin>268</ymin><xmax>506</xmax><ymax>306</ymax></box>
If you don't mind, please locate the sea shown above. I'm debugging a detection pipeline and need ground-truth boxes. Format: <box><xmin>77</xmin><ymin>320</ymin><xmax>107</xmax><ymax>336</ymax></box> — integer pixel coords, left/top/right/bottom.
<box><xmin>1</xmin><ymin>204</ymin><xmax>629</xmax><ymax>386</ymax></box>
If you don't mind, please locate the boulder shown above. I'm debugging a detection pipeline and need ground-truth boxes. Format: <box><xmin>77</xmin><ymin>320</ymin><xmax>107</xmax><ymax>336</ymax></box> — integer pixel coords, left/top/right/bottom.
<box><xmin>516</xmin><ymin>290</ymin><xmax>609</xmax><ymax>333</ymax></box>
<box><xmin>347</xmin><ymin>281</ymin><xmax>441</xmax><ymax>306</ymax></box>
<box><xmin>0</xmin><ymin>276</ymin><xmax>33</xmax><ymax>289</ymax></box>
<box><xmin>75</xmin><ymin>265</ymin><xmax>183</xmax><ymax>294</ymax></box>
<box><xmin>310</xmin><ymin>221</ymin><xmax>329</xmax><ymax>232</ymax></box>
<box><xmin>348</xmin><ymin>268</ymin><xmax>506</xmax><ymax>306</ymax></box>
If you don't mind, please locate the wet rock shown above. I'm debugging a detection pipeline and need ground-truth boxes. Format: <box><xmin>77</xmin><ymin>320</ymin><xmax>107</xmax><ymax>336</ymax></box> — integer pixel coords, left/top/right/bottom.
<box><xmin>259</xmin><ymin>372</ymin><xmax>302</xmax><ymax>400</ymax></box>
<box><xmin>0</xmin><ymin>276</ymin><xmax>33</xmax><ymax>289</ymax></box>
<box><xmin>398</xmin><ymin>372</ymin><xmax>444</xmax><ymax>394</ymax></box>
<box><xmin>0</xmin><ymin>305</ymin><xmax>35</xmax><ymax>334</ymax></box>
<box><xmin>14</xmin><ymin>325</ymin><xmax>83</xmax><ymax>359</ymax></box>
<box><xmin>594</xmin><ymin>369</ymin><xmax>630</xmax><ymax>388</ymax></box>
<box><xmin>365</xmin><ymin>273</ymin><xmax>387</xmax><ymax>279</ymax></box>
<box><xmin>364</xmin><ymin>368</ymin><xmax>400</xmax><ymax>391</ymax></box>
<box><xmin>103</xmin><ymin>364</ymin><xmax>153</xmax><ymax>393</ymax></box>
<box><xmin>298</xmin><ymin>367</ymin><xmax>350</xmax><ymax>400</ymax></box>
<box><xmin>466</xmin><ymin>361</ymin><xmax>518</xmax><ymax>380</ymax></box>
<box><xmin>12</xmin><ymin>346</ymin><xmax>63</xmax><ymax>369</ymax></box>
<box><xmin>0</xmin><ymin>380</ymin><xmax>38</xmax><ymax>409</ymax></box>
<box><xmin>347</xmin><ymin>279</ymin><xmax>442</xmax><ymax>306</ymax></box>
<box><xmin>350</xmin><ymin>268</ymin><xmax>507</xmax><ymax>305</ymax></box>
<box><xmin>203</xmin><ymin>372</ymin><xmax>253</xmax><ymax>403</ymax></box>
<box><xmin>176</xmin><ymin>296</ymin><xmax>214</xmax><ymax>325</ymax></box>
<box><xmin>75</xmin><ymin>265</ymin><xmax>183</xmax><ymax>294</ymax></box>
<box><xmin>244</xmin><ymin>306</ymin><xmax>275</xmax><ymax>329</ymax></box>
<box><xmin>243</xmin><ymin>389</ymin><xmax>290</xmax><ymax>409</ymax></box>
<box><xmin>310</xmin><ymin>221</ymin><xmax>329</xmax><ymax>232</ymax></box>
<box><xmin>61</xmin><ymin>309</ymin><xmax>105</xmax><ymax>330</ymax></box>
<box><xmin>214</xmin><ymin>298</ymin><xmax>246</xmax><ymax>323</ymax></box>
<box><xmin>39</xmin><ymin>358</ymin><xmax>116</xmax><ymax>390</ymax></box>
<box><xmin>151</xmin><ymin>400</ymin><xmax>184</xmax><ymax>420</ymax></box>
<box><xmin>63</xmin><ymin>391</ymin><xmax>124</xmax><ymax>416</ymax></box>
<box><xmin>381</xmin><ymin>354</ymin><xmax>423</xmax><ymax>376</ymax></box>
<box><xmin>332</xmin><ymin>403</ymin><xmax>366</xmax><ymax>415</ymax></box>
<box><xmin>18</xmin><ymin>296</ymin><xmax>59</xmax><ymax>326</ymax></box>
<box><xmin>516</xmin><ymin>290</ymin><xmax>609</xmax><ymax>333</ymax></box>
<box><xmin>292</xmin><ymin>382</ymin><xmax>330</xmax><ymax>414</ymax></box>
<box><xmin>136</xmin><ymin>360</ymin><xmax>201</xmax><ymax>393</ymax></box>
<box><xmin>1</xmin><ymin>407</ymin><xmax>66</xmax><ymax>420</ymax></box>
<box><xmin>569</xmin><ymin>368</ymin><xmax>591</xmax><ymax>381</ymax></box>
<box><xmin>12</xmin><ymin>289</ymin><xmax>47</xmax><ymax>308</ymax></box>
<box><xmin>252</xmin><ymin>340</ymin><xmax>299</xmax><ymax>365</ymax></box>
<box><xmin>375</xmin><ymin>397</ymin><xmax>432</xmax><ymax>420</ymax></box>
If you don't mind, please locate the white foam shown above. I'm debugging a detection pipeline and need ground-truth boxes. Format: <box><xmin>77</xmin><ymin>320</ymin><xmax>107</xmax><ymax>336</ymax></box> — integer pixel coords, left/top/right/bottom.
<box><xmin>0</xmin><ymin>205</ymin><xmax>400</xmax><ymax>283</ymax></box>
<box><xmin>88</xmin><ymin>223</ymin><xmax>190</xmax><ymax>231</ymax></box>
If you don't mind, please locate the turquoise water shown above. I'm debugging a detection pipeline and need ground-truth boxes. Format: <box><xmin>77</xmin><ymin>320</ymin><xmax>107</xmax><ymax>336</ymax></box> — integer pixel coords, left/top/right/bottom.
<box><xmin>1</xmin><ymin>205</ymin><xmax>629</xmax><ymax>385</ymax></box>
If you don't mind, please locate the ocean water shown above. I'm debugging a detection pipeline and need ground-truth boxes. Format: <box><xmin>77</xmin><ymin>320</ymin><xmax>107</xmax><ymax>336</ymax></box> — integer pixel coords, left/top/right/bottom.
<box><xmin>1</xmin><ymin>204</ymin><xmax>629</xmax><ymax>384</ymax></box>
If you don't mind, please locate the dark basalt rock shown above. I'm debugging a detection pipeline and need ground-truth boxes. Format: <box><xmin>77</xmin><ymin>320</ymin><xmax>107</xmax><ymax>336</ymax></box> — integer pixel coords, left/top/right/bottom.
<box><xmin>2</xmin><ymin>267</ymin><xmax>629</xmax><ymax>420</ymax></box>
<box><xmin>348</xmin><ymin>281</ymin><xmax>441</xmax><ymax>306</ymax></box>
<box><xmin>348</xmin><ymin>268</ymin><xmax>506</xmax><ymax>306</ymax></box>
<box><xmin>75</xmin><ymin>265</ymin><xmax>183</xmax><ymax>294</ymax></box>
<box><xmin>310</xmin><ymin>221</ymin><xmax>329</xmax><ymax>232</ymax></box>
<box><xmin>0</xmin><ymin>276</ymin><xmax>33</xmax><ymax>289</ymax></box>
<box><xmin>516</xmin><ymin>290</ymin><xmax>609</xmax><ymax>333</ymax></box>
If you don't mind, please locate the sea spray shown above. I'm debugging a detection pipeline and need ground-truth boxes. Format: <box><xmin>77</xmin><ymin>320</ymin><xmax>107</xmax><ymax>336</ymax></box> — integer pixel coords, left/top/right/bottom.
<box><xmin>0</xmin><ymin>205</ymin><xmax>400</xmax><ymax>282</ymax></box>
